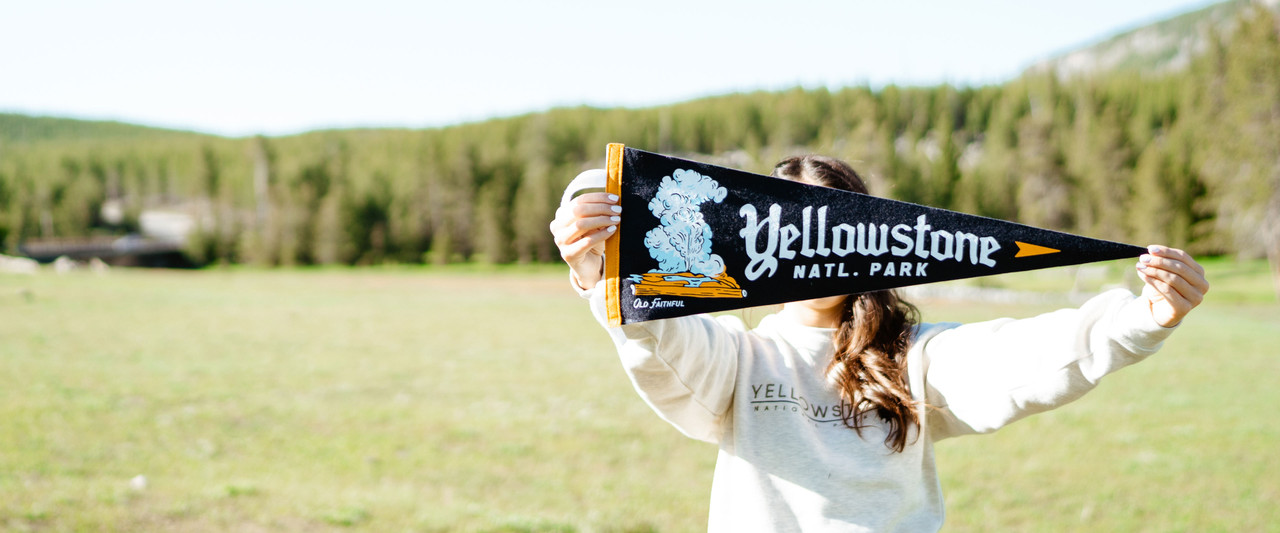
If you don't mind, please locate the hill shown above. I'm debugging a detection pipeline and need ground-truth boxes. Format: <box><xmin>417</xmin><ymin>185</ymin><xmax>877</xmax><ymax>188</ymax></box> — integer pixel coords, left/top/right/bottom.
<box><xmin>1029</xmin><ymin>0</ymin><xmax>1279</xmax><ymax>79</ymax></box>
<box><xmin>0</xmin><ymin>113</ymin><xmax>213</xmax><ymax>144</ymax></box>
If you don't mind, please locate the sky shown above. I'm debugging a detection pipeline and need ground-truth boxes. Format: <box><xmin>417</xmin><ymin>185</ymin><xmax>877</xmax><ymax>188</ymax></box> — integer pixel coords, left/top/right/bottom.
<box><xmin>2</xmin><ymin>0</ymin><xmax>1224</xmax><ymax>137</ymax></box>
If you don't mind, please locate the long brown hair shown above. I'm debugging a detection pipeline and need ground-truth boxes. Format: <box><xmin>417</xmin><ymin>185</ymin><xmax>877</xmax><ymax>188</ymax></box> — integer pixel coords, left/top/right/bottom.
<box><xmin>771</xmin><ymin>155</ymin><xmax>922</xmax><ymax>452</ymax></box>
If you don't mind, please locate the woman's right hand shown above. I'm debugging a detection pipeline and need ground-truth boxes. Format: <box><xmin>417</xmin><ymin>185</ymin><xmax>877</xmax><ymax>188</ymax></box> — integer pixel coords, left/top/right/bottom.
<box><xmin>550</xmin><ymin>192</ymin><xmax>621</xmax><ymax>290</ymax></box>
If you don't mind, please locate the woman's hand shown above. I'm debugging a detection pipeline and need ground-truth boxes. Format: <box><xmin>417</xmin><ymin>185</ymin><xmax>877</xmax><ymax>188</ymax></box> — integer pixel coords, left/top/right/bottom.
<box><xmin>1135</xmin><ymin>245</ymin><xmax>1209</xmax><ymax>327</ymax></box>
<box><xmin>550</xmin><ymin>192</ymin><xmax>621</xmax><ymax>290</ymax></box>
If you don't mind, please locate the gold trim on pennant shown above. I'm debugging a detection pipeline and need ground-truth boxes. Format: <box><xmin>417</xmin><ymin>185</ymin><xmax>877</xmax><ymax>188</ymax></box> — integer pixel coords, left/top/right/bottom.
<box><xmin>605</xmin><ymin>143</ymin><xmax>625</xmax><ymax>327</ymax></box>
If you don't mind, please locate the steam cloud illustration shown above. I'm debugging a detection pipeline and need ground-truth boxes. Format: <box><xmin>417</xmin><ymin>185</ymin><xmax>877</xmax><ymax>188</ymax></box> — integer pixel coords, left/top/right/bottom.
<box><xmin>644</xmin><ymin>169</ymin><xmax>729</xmax><ymax>276</ymax></box>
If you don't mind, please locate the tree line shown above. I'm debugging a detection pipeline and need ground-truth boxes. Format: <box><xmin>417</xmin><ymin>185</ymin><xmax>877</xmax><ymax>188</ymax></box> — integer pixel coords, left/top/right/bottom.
<box><xmin>1</xmin><ymin>7</ymin><xmax>1276</xmax><ymax>282</ymax></box>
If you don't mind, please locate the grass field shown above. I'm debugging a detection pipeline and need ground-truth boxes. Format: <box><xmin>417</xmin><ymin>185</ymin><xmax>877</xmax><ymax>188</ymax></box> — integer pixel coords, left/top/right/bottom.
<box><xmin>1</xmin><ymin>260</ymin><xmax>1277</xmax><ymax>532</ymax></box>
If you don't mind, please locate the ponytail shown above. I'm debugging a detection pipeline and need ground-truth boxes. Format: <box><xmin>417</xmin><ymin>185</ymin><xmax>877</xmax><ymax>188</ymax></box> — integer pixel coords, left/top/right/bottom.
<box><xmin>772</xmin><ymin>155</ymin><xmax>922</xmax><ymax>452</ymax></box>
<box><xmin>827</xmin><ymin>290</ymin><xmax>920</xmax><ymax>452</ymax></box>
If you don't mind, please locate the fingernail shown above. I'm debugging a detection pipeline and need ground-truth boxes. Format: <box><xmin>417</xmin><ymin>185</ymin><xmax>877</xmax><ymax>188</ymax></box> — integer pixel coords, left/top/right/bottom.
<box><xmin>607</xmin><ymin>194</ymin><xmax>619</xmax><ymax>202</ymax></box>
<box><xmin>1147</xmin><ymin>245</ymin><xmax>1164</xmax><ymax>254</ymax></box>
<box><xmin>611</xmin><ymin>205</ymin><xmax>623</xmax><ymax>213</ymax></box>
<box><xmin>1140</xmin><ymin>254</ymin><xmax>1152</xmax><ymax>264</ymax></box>
<box><xmin>607</xmin><ymin>225</ymin><xmax>617</xmax><ymax>232</ymax></box>
<box><xmin>610</xmin><ymin>216</ymin><xmax>620</xmax><ymax>222</ymax></box>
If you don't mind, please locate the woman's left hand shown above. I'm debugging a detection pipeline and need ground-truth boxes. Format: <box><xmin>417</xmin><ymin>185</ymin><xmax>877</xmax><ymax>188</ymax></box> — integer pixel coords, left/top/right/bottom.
<box><xmin>1136</xmin><ymin>245</ymin><xmax>1210</xmax><ymax>328</ymax></box>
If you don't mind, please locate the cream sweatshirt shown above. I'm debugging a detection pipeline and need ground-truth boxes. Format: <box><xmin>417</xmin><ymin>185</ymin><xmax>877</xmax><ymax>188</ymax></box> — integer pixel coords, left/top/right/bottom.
<box><xmin>580</xmin><ymin>283</ymin><xmax>1176</xmax><ymax>532</ymax></box>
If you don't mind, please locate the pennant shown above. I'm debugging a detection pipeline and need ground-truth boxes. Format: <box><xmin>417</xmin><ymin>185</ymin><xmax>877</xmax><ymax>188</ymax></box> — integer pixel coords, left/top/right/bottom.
<box><xmin>571</xmin><ymin>144</ymin><xmax>1145</xmax><ymax>326</ymax></box>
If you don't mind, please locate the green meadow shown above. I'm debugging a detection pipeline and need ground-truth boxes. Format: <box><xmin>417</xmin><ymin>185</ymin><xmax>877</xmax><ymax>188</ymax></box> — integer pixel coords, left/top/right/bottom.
<box><xmin>2</xmin><ymin>260</ymin><xmax>1276</xmax><ymax>532</ymax></box>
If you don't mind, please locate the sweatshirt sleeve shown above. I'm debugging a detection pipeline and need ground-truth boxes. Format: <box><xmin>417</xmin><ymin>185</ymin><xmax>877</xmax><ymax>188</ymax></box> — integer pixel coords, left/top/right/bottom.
<box><xmin>922</xmin><ymin>288</ymin><xmax>1177</xmax><ymax>440</ymax></box>
<box><xmin>580</xmin><ymin>281</ymin><xmax>743</xmax><ymax>444</ymax></box>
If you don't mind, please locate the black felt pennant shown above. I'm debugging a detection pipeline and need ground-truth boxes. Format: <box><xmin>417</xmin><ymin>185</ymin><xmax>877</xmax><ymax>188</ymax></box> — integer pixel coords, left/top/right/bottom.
<box><xmin>597</xmin><ymin>145</ymin><xmax>1144</xmax><ymax>325</ymax></box>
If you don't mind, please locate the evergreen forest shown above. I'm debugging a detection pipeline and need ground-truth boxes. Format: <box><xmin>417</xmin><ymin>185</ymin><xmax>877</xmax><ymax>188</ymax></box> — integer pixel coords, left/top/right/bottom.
<box><xmin>1</xmin><ymin>5</ymin><xmax>1277</xmax><ymax>285</ymax></box>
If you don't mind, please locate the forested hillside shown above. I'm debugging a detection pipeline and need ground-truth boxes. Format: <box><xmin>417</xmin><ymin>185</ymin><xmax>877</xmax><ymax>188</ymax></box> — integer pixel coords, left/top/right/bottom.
<box><xmin>1</xmin><ymin>6</ymin><xmax>1277</xmax><ymax>283</ymax></box>
<box><xmin>1031</xmin><ymin>0</ymin><xmax>1271</xmax><ymax>78</ymax></box>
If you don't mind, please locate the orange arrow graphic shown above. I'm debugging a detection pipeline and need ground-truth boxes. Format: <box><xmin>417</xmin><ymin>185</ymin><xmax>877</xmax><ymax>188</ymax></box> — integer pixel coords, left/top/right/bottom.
<box><xmin>1015</xmin><ymin>241</ymin><xmax>1060</xmax><ymax>258</ymax></box>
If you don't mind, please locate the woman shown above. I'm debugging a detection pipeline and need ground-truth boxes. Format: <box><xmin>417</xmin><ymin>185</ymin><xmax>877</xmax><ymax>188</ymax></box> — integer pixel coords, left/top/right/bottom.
<box><xmin>549</xmin><ymin>155</ymin><xmax>1209</xmax><ymax>532</ymax></box>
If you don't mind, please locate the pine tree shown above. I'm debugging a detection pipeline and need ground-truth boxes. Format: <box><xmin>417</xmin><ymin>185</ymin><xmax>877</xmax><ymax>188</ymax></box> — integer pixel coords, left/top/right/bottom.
<box><xmin>1066</xmin><ymin>91</ymin><xmax>1133</xmax><ymax>241</ymax></box>
<box><xmin>1015</xmin><ymin>76</ymin><xmax>1073</xmax><ymax>231</ymax></box>
<box><xmin>925</xmin><ymin>89</ymin><xmax>962</xmax><ymax>209</ymax></box>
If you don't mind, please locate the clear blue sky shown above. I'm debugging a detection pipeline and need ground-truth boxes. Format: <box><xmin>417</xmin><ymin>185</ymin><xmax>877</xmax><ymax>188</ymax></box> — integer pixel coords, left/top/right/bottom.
<box><xmin>2</xmin><ymin>0</ymin><xmax>1222</xmax><ymax>137</ymax></box>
